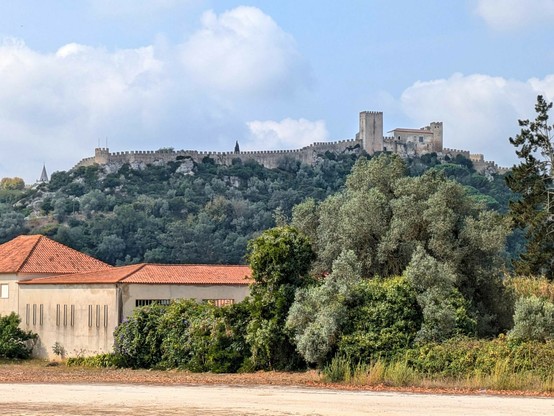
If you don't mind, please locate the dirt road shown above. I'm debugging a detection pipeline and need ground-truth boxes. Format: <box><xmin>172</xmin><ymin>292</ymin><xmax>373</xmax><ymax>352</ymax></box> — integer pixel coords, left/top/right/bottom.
<box><xmin>1</xmin><ymin>383</ymin><xmax>553</xmax><ymax>416</ymax></box>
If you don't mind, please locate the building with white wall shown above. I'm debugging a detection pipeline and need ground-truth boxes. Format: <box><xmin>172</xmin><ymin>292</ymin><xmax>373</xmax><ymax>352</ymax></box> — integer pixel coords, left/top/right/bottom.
<box><xmin>0</xmin><ymin>235</ymin><xmax>251</xmax><ymax>359</ymax></box>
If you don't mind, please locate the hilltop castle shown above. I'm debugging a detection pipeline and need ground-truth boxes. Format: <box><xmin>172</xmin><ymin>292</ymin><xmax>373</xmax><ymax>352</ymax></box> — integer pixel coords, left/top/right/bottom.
<box><xmin>75</xmin><ymin>111</ymin><xmax>508</xmax><ymax>175</ymax></box>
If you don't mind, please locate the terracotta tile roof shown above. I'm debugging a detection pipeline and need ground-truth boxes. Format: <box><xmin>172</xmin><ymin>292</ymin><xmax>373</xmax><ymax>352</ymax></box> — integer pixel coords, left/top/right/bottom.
<box><xmin>19</xmin><ymin>264</ymin><xmax>252</xmax><ymax>285</ymax></box>
<box><xmin>0</xmin><ymin>235</ymin><xmax>112</xmax><ymax>274</ymax></box>
<box><xmin>122</xmin><ymin>264</ymin><xmax>252</xmax><ymax>285</ymax></box>
<box><xmin>19</xmin><ymin>264</ymin><xmax>142</xmax><ymax>285</ymax></box>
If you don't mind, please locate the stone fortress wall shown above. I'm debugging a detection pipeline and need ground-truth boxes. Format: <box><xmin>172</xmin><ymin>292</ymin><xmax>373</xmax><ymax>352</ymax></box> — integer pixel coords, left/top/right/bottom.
<box><xmin>74</xmin><ymin>112</ymin><xmax>509</xmax><ymax>175</ymax></box>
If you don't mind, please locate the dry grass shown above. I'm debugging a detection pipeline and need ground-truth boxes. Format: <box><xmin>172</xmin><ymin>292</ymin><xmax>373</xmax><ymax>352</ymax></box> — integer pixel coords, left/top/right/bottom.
<box><xmin>505</xmin><ymin>276</ymin><xmax>554</xmax><ymax>301</ymax></box>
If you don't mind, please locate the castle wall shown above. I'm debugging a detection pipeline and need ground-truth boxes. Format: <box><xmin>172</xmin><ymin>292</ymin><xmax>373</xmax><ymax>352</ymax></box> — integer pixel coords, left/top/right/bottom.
<box><xmin>73</xmin><ymin>139</ymin><xmax>362</xmax><ymax>172</ymax></box>
<box><xmin>72</xmin><ymin>111</ymin><xmax>507</xmax><ymax>177</ymax></box>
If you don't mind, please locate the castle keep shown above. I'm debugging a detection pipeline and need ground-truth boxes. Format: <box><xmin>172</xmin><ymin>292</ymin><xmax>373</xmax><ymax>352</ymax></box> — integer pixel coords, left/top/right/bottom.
<box><xmin>75</xmin><ymin>111</ymin><xmax>507</xmax><ymax>175</ymax></box>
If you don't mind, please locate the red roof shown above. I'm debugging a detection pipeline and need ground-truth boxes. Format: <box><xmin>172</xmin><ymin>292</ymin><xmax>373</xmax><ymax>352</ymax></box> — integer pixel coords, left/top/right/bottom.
<box><xmin>0</xmin><ymin>235</ymin><xmax>111</xmax><ymax>274</ymax></box>
<box><xmin>19</xmin><ymin>263</ymin><xmax>252</xmax><ymax>285</ymax></box>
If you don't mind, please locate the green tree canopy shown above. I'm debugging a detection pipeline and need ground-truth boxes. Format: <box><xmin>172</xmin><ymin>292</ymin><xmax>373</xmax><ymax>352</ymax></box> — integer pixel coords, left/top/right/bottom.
<box><xmin>506</xmin><ymin>95</ymin><xmax>554</xmax><ymax>279</ymax></box>
<box><xmin>292</xmin><ymin>154</ymin><xmax>512</xmax><ymax>335</ymax></box>
<box><xmin>245</xmin><ymin>226</ymin><xmax>315</xmax><ymax>370</ymax></box>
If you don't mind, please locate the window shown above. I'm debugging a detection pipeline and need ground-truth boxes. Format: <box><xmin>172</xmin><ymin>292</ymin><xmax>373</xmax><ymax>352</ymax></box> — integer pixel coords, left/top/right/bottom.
<box><xmin>96</xmin><ymin>305</ymin><xmax>100</xmax><ymax>328</ymax></box>
<box><xmin>104</xmin><ymin>305</ymin><xmax>109</xmax><ymax>328</ymax></box>
<box><xmin>56</xmin><ymin>304</ymin><xmax>61</xmax><ymax>326</ymax></box>
<box><xmin>88</xmin><ymin>305</ymin><xmax>93</xmax><ymax>327</ymax></box>
<box><xmin>25</xmin><ymin>304</ymin><xmax>30</xmax><ymax>325</ymax></box>
<box><xmin>63</xmin><ymin>305</ymin><xmax>67</xmax><ymax>327</ymax></box>
<box><xmin>70</xmin><ymin>305</ymin><xmax>75</xmax><ymax>327</ymax></box>
<box><xmin>135</xmin><ymin>299</ymin><xmax>171</xmax><ymax>308</ymax></box>
<box><xmin>32</xmin><ymin>304</ymin><xmax>36</xmax><ymax>325</ymax></box>
<box><xmin>0</xmin><ymin>284</ymin><xmax>8</xmax><ymax>299</ymax></box>
<box><xmin>39</xmin><ymin>304</ymin><xmax>43</xmax><ymax>326</ymax></box>
<box><xmin>203</xmin><ymin>299</ymin><xmax>234</xmax><ymax>307</ymax></box>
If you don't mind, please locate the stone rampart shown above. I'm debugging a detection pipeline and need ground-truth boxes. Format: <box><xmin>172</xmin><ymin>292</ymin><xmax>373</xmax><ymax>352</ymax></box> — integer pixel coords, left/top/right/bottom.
<box><xmin>73</xmin><ymin>138</ymin><xmax>362</xmax><ymax>172</ymax></box>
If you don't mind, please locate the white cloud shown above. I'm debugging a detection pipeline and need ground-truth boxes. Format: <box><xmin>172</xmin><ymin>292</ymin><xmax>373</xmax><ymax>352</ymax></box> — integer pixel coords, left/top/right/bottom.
<box><xmin>475</xmin><ymin>0</ymin><xmax>554</xmax><ymax>30</ymax></box>
<box><xmin>0</xmin><ymin>7</ymin><xmax>310</xmax><ymax>183</ymax></box>
<box><xmin>245</xmin><ymin>118</ymin><xmax>328</xmax><ymax>150</ymax></box>
<box><xmin>400</xmin><ymin>73</ymin><xmax>554</xmax><ymax>168</ymax></box>
<box><xmin>180</xmin><ymin>7</ymin><xmax>310</xmax><ymax>98</ymax></box>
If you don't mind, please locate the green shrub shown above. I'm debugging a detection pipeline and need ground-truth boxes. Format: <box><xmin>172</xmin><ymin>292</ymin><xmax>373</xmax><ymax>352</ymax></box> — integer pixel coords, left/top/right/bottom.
<box><xmin>66</xmin><ymin>353</ymin><xmax>124</xmax><ymax>368</ymax></box>
<box><xmin>322</xmin><ymin>355</ymin><xmax>352</xmax><ymax>382</ymax></box>
<box><xmin>159</xmin><ymin>299</ymin><xmax>248</xmax><ymax>373</ymax></box>
<box><xmin>337</xmin><ymin>276</ymin><xmax>421</xmax><ymax>361</ymax></box>
<box><xmin>509</xmin><ymin>296</ymin><xmax>554</xmax><ymax>342</ymax></box>
<box><xmin>0</xmin><ymin>313</ymin><xmax>37</xmax><ymax>359</ymax></box>
<box><xmin>405</xmin><ymin>336</ymin><xmax>554</xmax><ymax>378</ymax></box>
<box><xmin>113</xmin><ymin>303</ymin><xmax>167</xmax><ymax>368</ymax></box>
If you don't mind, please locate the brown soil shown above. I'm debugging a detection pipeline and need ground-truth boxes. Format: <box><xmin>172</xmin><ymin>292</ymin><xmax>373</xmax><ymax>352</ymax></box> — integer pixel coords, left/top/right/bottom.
<box><xmin>0</xmin><ymin>359</ymin><xmax>552</xmax><ymax>398</ymax></box>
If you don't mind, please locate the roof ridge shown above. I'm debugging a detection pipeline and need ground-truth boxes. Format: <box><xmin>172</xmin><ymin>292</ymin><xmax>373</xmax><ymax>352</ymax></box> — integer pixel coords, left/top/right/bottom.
<box><xmin>17</xmin><ymin>235</ymin><xmax>42</xmax><ymax>273</ymax></box>
<box><xmin>118</xmin><ymin>263</ymin><xmax>147</xmax><ymax>282</ymax></box>
<box><xmin>140</xmin><ymin>263</ymin><xmax>249</xmax><ymax>267</ymax></box>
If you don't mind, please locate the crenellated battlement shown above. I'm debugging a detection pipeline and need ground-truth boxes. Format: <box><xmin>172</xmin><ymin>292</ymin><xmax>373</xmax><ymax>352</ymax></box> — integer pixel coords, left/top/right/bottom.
<box><xmin>73</xmin><ymin>111</ymin><xmax>507</xmax><ymax>176</ymax></box>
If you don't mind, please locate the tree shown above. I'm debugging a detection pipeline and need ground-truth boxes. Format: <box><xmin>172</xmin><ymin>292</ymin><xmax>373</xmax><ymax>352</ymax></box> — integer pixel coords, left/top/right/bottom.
<box><xmin>293</xmin><ymin>154</ymin><xmax>512</xmax><ymax>336</ymax></box>
<box><xmin>506</xmin><ymin>95</ymin><xmax>554</xmax><ymax>279</ymax></box>
<box><xmin>0</xmin><ymin>177</ymin><xmax>25</xmax><ymax>190</ymax></box>
<box><xmin>245</xmin><ymin>226</ymin><xmax>315</xmax><ymax>370</ymax></box>
<box><xmin>0</xmin><ymin>313</ymin><xmax>37</xmax><ymax>359</ymax></box>
<box><xmin>286</xmin><ymin>250</ymin><xmax>361</xmax><ymax>365</ymax></box>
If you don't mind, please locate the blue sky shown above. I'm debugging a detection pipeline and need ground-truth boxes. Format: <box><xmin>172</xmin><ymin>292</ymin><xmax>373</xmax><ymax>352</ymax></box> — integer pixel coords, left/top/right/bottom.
<box><xmin>1</xmin><ymin>0</ymin><xmax>553</xmax><ymax>183</ymax></box>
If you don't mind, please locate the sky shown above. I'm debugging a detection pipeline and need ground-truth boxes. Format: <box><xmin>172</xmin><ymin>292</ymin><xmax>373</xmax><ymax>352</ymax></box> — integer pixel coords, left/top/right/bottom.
<box><xmin>1</xmin><ymin>0</ymin><xmax>553</xmax><ymax>183</ymax></box>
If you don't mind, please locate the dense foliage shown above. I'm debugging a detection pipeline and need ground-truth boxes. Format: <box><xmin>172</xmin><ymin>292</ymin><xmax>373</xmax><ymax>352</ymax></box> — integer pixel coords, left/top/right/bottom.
<box><xmin>0</xmin><ymin>313</ymin><xmax>37</xmax><ymax>359</ymax></box>
<box><xmin>506</xmin><ymin>95</ymin><xmax>554</xmax><ymax>279</ymax></box>
<box><xmin>245</xmin><ymin>226</ymin><xmax>315</xmax><ymax>370</ymax></box>
<box><xmin>0</xmin><ymin>149</ymin><xmax>515</xmax><ymax>266</ymax></box>
<box><xmin>292</xmin><ymin>154</ymin><xmax>513</xmax><ymax>336</ymax></box>
<box><xmin>113</xmin><ymin>300</ymin><xmax>250</xmax><ymax>372</ymax></box>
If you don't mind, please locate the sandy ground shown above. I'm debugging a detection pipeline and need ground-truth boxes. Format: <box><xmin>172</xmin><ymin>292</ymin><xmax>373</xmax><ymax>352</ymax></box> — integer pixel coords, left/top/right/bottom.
<box><xmin>1</xmin><ymin>383</ymin><xmax>554</xmax><ymax>416</ymax></box>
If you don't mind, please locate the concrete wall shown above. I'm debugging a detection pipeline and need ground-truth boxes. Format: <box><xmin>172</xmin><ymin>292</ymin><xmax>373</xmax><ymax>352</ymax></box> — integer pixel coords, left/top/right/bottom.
<box><xmin>121</xmin><ymin>283</ymin><xmax>249</xmax><ymax>320</ymax></box>
<box><xmin>14</xmin><ymin>282</ymin><xmax>250</xmax><ymax>359</ymax></box>
<box><xmin>18</xmin><ymin>284</ymin><xmax>118</xmax><ymax>359</ymax></box>
<box><xmin>0</xmin><ymin>274</ymin><xmax>19</xmax><ymax>316</ymax></box>
<box><xmin>0</xmin><ymin>273</ymin><xmax>58</xmax><ymax>317</ymax></box>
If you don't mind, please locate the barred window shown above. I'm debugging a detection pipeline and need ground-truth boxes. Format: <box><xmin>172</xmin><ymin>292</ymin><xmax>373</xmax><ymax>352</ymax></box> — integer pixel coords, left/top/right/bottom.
<box><xmin>135</xmin><ymin>299</ymin><xmax>171</xmax><ymax>308</ymax></box>
<box><xmin>203</xmin><ymin>299</ymin><xmax>234</xmax><ymax>307</ymax></box>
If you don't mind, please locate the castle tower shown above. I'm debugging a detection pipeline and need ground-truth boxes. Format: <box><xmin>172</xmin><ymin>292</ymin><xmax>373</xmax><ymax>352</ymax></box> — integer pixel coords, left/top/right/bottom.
<box><xmin>430</xmin><ymin>122</ymin><xmax>443</xmax><ymax>153</ymax></box>
<box><xmin>358</xmin><ymin>111</ymin><xmax>383</xmax><ymax>154</ymax></box>
<box><xmin>234</xmin><ymin>141</ymin><xmax>240</xmax><ymax>154</ymax></box>
<box><xmin>94</xmin><ymin>148</ymin><xmax>110</xmax><ymax>164</ymax></box>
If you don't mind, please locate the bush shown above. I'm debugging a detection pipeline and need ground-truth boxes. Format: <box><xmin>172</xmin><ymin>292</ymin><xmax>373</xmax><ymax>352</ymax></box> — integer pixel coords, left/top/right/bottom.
<box><xmin>337</xmin><ymin>276</ymin><xmax>421</xmax><ymax>361</ymax></box>
<box><xmin>113</xmin><ymin>303</ymin><xmax>167</xmax><ymax>368</ymax></box>
<box><xmin>159</xmin><ymin>299</ymin><xmax>248</xmax><ymax>373</ymax></box>
<box><xmin>66</xmin><ymin>353</ymin><xmax>124</xmax><ymax>368</ymax></box>
<box><xmin>0</xmin><ymin>313</ymin><xmax>37</xmax><ymax>359</ymax></box>
<box><xmin>509</xmin><ymin>296</ymin><xmax>554</xmax><ymax>342</ymax></box>
<box><xmin>405</xmin><ymin>336</ymin><xmax>554</xmax><ymax>378</ymax></box>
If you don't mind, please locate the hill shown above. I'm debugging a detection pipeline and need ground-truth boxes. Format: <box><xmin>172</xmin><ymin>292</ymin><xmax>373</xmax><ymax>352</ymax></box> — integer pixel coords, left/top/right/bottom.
<box><xmin>0</xmin><ymin>152</ymin><xmax>517</xmax><ymax>266</ymax></box>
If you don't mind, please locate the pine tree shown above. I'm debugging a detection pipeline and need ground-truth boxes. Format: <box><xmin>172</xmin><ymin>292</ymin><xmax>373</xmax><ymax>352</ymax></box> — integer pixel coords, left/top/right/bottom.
<box><xmin>506</xmin><ymin>95</ymin><xmax>554</xmax><ymax>279</ymax></box>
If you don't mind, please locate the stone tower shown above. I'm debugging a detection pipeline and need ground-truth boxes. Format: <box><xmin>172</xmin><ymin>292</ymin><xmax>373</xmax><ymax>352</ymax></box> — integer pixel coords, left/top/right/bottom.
<box><xmin>429</xmin><ymin>122</ymin><xmax>443</xmax><ymax>153</ymax></box>
<box><xmin>358</xmin><ymin>111</ymin><xmax>383</xmax><ymax>154</ymax></box>
<box><xmin>94</xmin><ymin>148</ymin><xmax>110</xmax><ymax>164</ymax></box>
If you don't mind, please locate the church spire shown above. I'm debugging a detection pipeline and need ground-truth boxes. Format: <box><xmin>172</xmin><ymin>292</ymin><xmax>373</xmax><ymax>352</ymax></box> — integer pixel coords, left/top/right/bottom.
<box><xmin>39</xmin><ymin>164</ymin><xmax>49</xmax><ymax>183</ymax></box>
<box><xmin>234</xmin><ymin>140</ymin><xmax>240</xmax><ymax>154</ymax></box>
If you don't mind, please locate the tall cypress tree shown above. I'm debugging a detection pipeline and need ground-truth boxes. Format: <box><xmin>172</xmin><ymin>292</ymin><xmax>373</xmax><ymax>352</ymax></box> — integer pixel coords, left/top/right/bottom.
<box><xmin>506</xmin><ymin>95</ymin><xmax>554</xmax><ymax>279</ymax></box>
